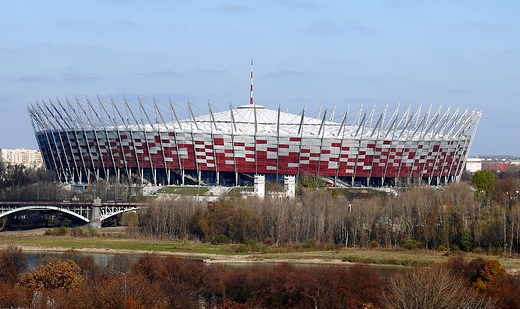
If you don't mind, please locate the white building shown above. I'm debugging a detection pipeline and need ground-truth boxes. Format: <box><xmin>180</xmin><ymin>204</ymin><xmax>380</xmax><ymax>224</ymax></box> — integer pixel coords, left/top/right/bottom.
<box><xmin>284</xmin><ymin>175</ymin><xmax>295</xmax><ymax>199</ymax></box>
<box><xmin>465</xmin><ymin>157</ymin><xmax>483</xmax><ymax>173</ymax></box>
<box><xmin>0</xmin><ymin>148</ymin><xmax>43</xmax><ymax>168</ymax></box>
<box><xmin>254</xmin><ymin>174</ymin><xmax>265</xmax><ymax>199</ymax></box>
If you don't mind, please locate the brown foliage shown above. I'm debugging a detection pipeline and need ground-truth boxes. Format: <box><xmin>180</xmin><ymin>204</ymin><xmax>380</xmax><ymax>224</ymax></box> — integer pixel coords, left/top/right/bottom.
<box><xmin>0</xmin><ymin>252</ymin><xmax>19</xmax><ymax>285</ymax></box>
<box><xmin>1</xmin><ymin>249</ymin><xmax>517</xmax><ymax>308</ymax></box>
<box><xmin>220</xmin><ymin>262</ymin><xmax>384</xmax><ymax>309</ymax></box>
<box><xmin>473</xmin><ymin>260</ymin><xmax>507</xmax><ymax>293</ymax></box>
<box><xmin>0</xmin><ymin>281</ymin><xmax>32</xmax><ymax>308</ymax></box>
<box><xmin>19</xmin><ymin>259</ymin><xmax>85</xmax><ymax>291</ymax></box>
<box><xmin>382</xmin><ymin>266</ymin><xmax>497</xmax><ymax>309</ymax></box>
<box><xmin>103</xmin><ymin>253</ymin><xmax>132</xmax><ymax>277</ymax></box>
<box><xmin>0</xmin><ymin>245</ymin><xmax>28</xmax><ymax>285</ymax></box>
<box><xmin>496</xmin><ymin>274</ymin><xmax>520</xmax><ymax>309</ymax></box>
<box><xmin>130</xmin><ymin>181</ymin><xmax>520</xmax><ymax>253</ymax></box>
<box><xmin>138</xmin><ymin>199</ymin><xmax>198</xmax><ymax>238</ymax></box>
<box><xmin>130</xmin><ymin>253</ymin><xmax>167</xmax><ymax>284</ymax></box>
<box><xmin>444</xmin><ymin>256</ymin><xmax>507</xmax><ymax>294</ymax></box>
<box><xmin>60</xmin><ymin>249</ymin><xmax>102</xmax><ymax>283</ymax></box>
<box><xmin>1</xmin><ymin>244</ymin><xmax>28</xmax><ymax>274</ymax></box>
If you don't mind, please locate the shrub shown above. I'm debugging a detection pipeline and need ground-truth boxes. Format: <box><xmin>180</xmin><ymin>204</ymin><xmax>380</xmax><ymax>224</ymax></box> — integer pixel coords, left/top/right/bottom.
<box><xmin>450</xmin><ymin>244</ymin><xmax>460</xmax><ymax>252</ymax></box>
<box><xmin>44</xmin><ymin>226</ymin><xmax>68</xmax><ymax>236</ymax></box>
<box><xmin>71</xmin><ymin>227</ymin><xmax>83</xmax><ymax>237</ymax></box>
<box><xmin>213</xmin><ymin>234</ymin><xmax>229</xmax><ymax>244</ymax></box>
<box><xmin>235</xmin><ymin>244</ymin><xmax>248</xmax><ymax>253</ymax></box>
<box><xmin>86</xmin><ymin>228</ymin><xmax>98</xmax><ymax>237</ymax></box>
<box><xmin>488</xmin><ymin>247</ymin><xmax>503</xmax><ymax>256</ymax></box>
<box><xmin>304</xmin><ymin>238</ymin><xmax>316</xmax><ymax>249</ymax></box>
<box><xmin>402</xmin><ymin>239</ymin><xmax>420</xmax><ymax>250</ymax></box>
<box><xmin>263</xmin><ymin>237</ymin><xmax>274</xmax><ymax>245</ymax></box>
<box><xmin>473</xmin><ymin>247</ymin><xmax>485</xmax><ymax>254</ymax></box>
<box><xmin>382</xmin><ymin>266</ymin><xmax>497</xmax><ymax>308</ymax></box>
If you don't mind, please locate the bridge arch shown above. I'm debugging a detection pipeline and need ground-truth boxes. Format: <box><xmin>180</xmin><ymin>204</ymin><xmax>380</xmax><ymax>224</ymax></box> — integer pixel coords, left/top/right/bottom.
<box><xmin>0</xmin><ymin>205</ymin><xmax>90</xmax><ymax>222</ymax></box>
<box><xmin>99</xmin><ymin>206</ymin><xmax>139</xmax><ymax>221</ymax></box>
<box><xmin>0</xmin><ymin>202</ymin><xmax>143</xmax><ymax>226</ymax></box>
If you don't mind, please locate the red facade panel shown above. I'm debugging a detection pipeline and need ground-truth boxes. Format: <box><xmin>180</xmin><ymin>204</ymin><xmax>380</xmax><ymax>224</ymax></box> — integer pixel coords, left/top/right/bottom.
<box><xmin>38</xmin><ymin>123</ymin><xmax>472</xmax><ymax>184</ymax></box>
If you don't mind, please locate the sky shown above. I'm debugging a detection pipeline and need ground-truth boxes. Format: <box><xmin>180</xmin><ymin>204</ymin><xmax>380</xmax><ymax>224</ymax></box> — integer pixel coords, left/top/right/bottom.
<box><xmin>1</xmin><ymin>0</ymin><xmax>519</xmax><ymax>156</ymax></box>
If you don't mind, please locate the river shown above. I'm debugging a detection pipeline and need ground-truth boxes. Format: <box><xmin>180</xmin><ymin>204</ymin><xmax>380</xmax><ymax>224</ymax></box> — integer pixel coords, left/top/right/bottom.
<box><xmin>24</xmin><ymin>251</ymin><xmax>143</xmax><ymax>269</ymax></box>
<box><xmin>22</xmin><ymin>250</ymin><xmax>403</xmax><ymax>274</ymax></box>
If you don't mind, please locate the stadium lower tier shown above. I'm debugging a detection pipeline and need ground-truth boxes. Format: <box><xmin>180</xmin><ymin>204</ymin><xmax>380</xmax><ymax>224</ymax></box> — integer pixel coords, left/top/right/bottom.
<box><xmin>36</xmin><ymin>130</ymin><xmax>471</xmax><ymax>187</ymax></box>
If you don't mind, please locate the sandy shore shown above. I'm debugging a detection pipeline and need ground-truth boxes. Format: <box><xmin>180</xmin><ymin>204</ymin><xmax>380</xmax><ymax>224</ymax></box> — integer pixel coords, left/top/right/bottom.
<box><xmin>0</xmin><ymin>228</ymin><xmax>48</xmax><ymax>237</ymax></box>
<box><xmin>0</xmin><ymin>228</ymin><xmax>352</xmax><ymax>266</ymax></box>
<box><xmin>10</xmin><ymin>245</ymin><xmax>350</xmax><ymax>267</ymax></box>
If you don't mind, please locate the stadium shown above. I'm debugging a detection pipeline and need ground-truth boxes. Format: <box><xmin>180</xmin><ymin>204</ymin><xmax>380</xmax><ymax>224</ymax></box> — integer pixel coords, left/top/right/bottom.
<box><xmin>27</xmin><ymin>93</ymin><xmax>481</xmax><ymax>188</ymax></box>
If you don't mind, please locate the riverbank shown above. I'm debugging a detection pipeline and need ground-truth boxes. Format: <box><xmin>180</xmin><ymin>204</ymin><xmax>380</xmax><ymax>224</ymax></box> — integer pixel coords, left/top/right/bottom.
<box><xmin>2</xmin><ymin>227</ymin><xmax>520</xmax><ymax>271</ymax></box>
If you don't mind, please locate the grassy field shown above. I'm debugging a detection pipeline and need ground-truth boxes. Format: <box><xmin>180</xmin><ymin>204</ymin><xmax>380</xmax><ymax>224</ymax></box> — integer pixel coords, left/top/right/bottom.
<box><xmin>156</xmin><ymin>186</ymin><xmax>209</xmax><ymax>195</ymax></box>
<box><xmin>2</xmin><ymin>232</ymin><xmax>520</xmax><ymax>270</ymax></box>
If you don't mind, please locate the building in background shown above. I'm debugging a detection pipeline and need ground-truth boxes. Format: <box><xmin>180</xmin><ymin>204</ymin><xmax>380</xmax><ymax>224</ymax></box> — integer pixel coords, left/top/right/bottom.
<box><xmin>465</xmin><ymin>157</ymin><xmax>483</xmax><ymax>173</ymax></box>
<box><xmin>28</xmin><ymin>95</ymin><xmax>481</xmax><ymax>187</ymax></box>
<box><xmin>0</xmin><ymin>148</ymin><xmax>43</xmax><ymax>168</ymax></box>
<box><xmin>464</xmin><ymin>156</ymin><xmax>520</xmax><ymax>174</ymax></box>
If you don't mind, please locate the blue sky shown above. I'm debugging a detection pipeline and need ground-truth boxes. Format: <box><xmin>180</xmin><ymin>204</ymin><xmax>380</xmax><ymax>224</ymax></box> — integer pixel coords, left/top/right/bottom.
<box><xmin>1</xmin><ymin>1</ymin><xmax>519</xmax><ymax>156</ymax></box>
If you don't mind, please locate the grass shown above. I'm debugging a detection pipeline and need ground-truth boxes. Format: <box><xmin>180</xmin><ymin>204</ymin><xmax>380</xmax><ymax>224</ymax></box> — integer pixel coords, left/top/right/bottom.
<box><xmin>4</xmin><ymin>233</ymin><xmax>520</xmax><ymax>270</ymax></box>
<box><xmin>0</xmin><ymin>235</ymin><xmax>235</xmax><ymax>255</ymax></box>
<box><xmin>156</xmin><ymin>186</ymin><xmax>209</xmax><ymax>196</ymax></box>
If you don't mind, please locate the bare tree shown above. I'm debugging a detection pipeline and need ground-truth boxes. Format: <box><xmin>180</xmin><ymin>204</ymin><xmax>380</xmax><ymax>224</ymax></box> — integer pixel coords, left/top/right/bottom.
<box><xmin>0</xmin><ymin>217</ymin><xmax>8</xmax><ymax>232</ymax></box>
<box><xmin>382</xmin><ymin>266</ymin><xmax>497</xmax><ymax>309</ymax></box>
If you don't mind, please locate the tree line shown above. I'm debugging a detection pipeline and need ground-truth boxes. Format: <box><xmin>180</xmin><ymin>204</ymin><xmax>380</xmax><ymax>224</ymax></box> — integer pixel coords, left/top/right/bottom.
<box><xmin>0</xmin><ymin>245</ymin><xmax>518</xmax><ymax>308</ymax></box>
<box><xmin>5</xmin><ymin>162</ymin><xmax>520</xmax><ymax>253</ymax></box>
<box><xmin>133</xmin><ymin>175</ymin><xmax>520</xmax><ymax>254</ymax></box>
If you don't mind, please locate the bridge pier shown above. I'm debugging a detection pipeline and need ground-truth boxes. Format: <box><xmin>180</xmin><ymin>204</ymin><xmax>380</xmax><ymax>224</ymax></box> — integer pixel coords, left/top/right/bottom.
<box><xmin>88</xmin><ymin>197</ymin><xmax>102</xmax><ymax>229</ymax></box>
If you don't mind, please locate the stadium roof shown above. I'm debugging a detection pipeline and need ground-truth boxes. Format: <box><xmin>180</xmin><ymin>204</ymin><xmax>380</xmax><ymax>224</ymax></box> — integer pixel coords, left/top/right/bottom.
<box><xmin>29</xmin><ymin>97</ymin><xmax>482</xmax><ymax>141</ymax></box>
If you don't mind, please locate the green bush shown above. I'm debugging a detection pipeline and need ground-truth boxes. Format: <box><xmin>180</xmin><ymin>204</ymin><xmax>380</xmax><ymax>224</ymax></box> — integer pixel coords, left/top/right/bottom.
<box><xmin>304</xmin><ymin>238</ymin><xmax>316</xmax><ymax>249</ymax></box>
<box><xmin>263</xmin><ymin>237</ymin><xmax>274</xmax><ymax>245</ymax></box>
<box><xmin>86</xmin><ymin>228</ymin><xmax>98</xmax><ymax>237</ymax></box>
<box><xmin>402</xmin><ymin>239</ymin><xmax>420</xmax><ymax>250</ymax></box>
<box><xmin>451</xmin><ymin>244</ymin><xmax>461</xmax><ymax>252</ymax></box>
<box><xmin>213</xmin><ymin>234</ymin><xmax>229</xmax><ymax>244</ymax></box>
<box><xmin>44</xmin><ymin>226</ymin><xmax>68</xmax><ymax>236</ymax></box>
<box><xmin>488</xmin><ymin>247</ymin><xmax>503</xmax><ymax>256</ymax></box>
<box><xmin>235</xmin><ymin>244</ymin><xmax>248</xmax><ymax>253</ymax></box>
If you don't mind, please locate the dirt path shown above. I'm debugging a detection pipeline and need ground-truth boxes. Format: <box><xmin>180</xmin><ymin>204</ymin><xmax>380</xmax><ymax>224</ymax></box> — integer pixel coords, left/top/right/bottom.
<box><xmin>0</xmin><ymin>228</ymin><xmax>48</xmax><ymax>236</ymax></box>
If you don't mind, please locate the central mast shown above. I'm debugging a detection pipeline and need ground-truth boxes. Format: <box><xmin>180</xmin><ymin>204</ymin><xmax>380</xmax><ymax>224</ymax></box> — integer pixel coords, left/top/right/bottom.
<box><xmin>250</xmin><ymin>59</ymin><xmax>254</xmax><ymax>105</ymax></box>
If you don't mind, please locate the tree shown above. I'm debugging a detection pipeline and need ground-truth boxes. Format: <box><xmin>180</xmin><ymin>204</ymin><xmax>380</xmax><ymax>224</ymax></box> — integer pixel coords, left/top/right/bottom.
<box><xmin>496</xmin><ymin>274</ymin><xmax>520</xmax><ymax>309</ymax></box>
<box><xmin>491</xmin><ymin>178</ymin><xmax>518</xmax><ymax>207</ymax></box>
<box><xmin>382</xmin><ymin>266</ymin><xmax>497</xmax><ymax>309</ymax></box>
<box><xmin>0</xmin><ymin>254</ymin><xmax>18</xmax><ymax>285</ymax></box>
<box><xmin>19</xmin><ymin>259</ymin><xmax>85</xmax><ymax>291</ymax></box>
<box><xmin>1</xmin><ymin>245</ymin><xmax>28</xmax><ymax>274</ymax></box>
<box><xmin>130</xmin><ymin>253</ymin><xmax>167</xmax><ymax>284</ymax></box>
<box><xmin>54</xmin><ymin>249</ymin><xmax>102</xmax><ymax>286</ymax></box>
<box><xmin>296</xmin><ymin>175</ymin><xmax>326</xmax><ymax>195</ymax></box>
<box><xmin>472</xmin><ymin>170</ymin><xmax>497</xmax><ymax>195</ymax></box>
<box><xmin>103</xmin><ymin>253</ymin><xmax>132</xmax><ymax>277</ymax></box>
<box><xmin>473</xmin><ymin>260</ymin><xmax>507</xmax><ymax>293</ymax></box>
<box><xmin>0</xmin><ymin>281</ymin><xmax>32</xmax><ymax>309</ymax></box>
<box><xmin>0</xmin><ymin>245</ymin><xmax>28</xmax><ymax>285</ymax></box>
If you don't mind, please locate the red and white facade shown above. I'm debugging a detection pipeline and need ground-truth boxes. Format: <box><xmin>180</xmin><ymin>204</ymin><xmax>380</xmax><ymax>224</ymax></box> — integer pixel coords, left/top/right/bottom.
<box><xmin>28</xmin><ymin>97</ymin><xmax>481</xmax><ymax>187</ymax></box>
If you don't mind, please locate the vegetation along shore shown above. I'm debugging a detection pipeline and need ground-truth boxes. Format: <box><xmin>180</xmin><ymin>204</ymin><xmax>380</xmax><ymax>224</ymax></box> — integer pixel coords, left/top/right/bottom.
<box><xmin>2</xmin><ymin>166</ymin><xmax>520</xmax><ymax>307</ymax></box>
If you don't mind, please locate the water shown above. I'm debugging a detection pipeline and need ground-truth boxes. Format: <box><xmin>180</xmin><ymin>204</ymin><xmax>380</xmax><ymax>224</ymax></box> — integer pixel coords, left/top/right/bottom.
<box><xmin>24</xmin><ymin>251</ymin><xmax>142</xmax><ymax>269</ymax></box>
<box><xmin>23</xmin><ymin>251</ymin><xmax>403</xmax><ymax>274</ymax></box>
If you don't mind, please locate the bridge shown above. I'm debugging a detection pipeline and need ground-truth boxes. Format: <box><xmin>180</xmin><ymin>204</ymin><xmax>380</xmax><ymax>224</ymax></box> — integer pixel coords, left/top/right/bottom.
<box><xmin>0</xmin><ymin>200</ymin><xmax>142</xmax><ymax>227</ymax></box>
